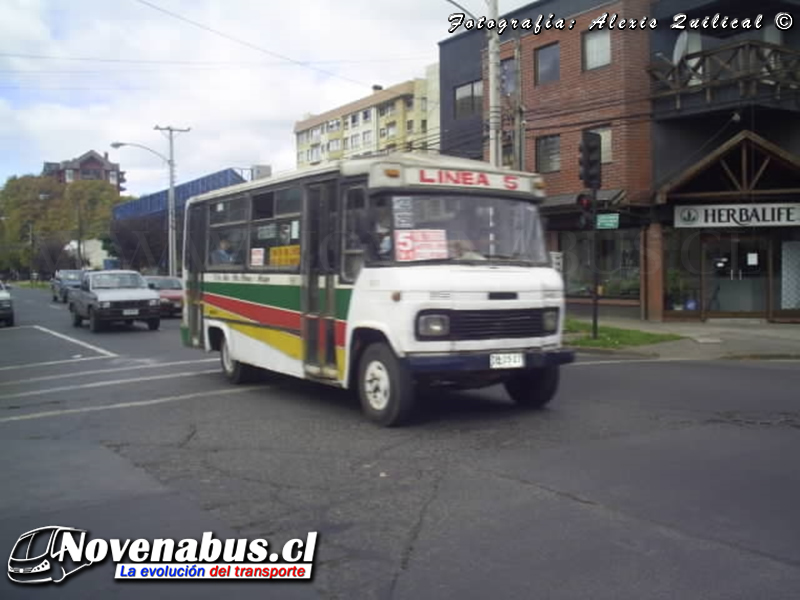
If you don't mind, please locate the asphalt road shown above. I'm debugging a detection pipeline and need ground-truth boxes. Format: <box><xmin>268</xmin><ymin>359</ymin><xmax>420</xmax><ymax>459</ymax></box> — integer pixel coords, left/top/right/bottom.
<box><xmin>2</xmin><ymin>285</ymin><xmax>800</xmax><ymax>599</ymax></box>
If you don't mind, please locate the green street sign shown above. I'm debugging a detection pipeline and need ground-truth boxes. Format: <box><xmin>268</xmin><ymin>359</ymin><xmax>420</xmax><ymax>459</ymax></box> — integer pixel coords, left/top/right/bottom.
<box><xmin>596</xmin><ymin>213</ymin><xmax>620</xmax><ymax>230</ymax></box>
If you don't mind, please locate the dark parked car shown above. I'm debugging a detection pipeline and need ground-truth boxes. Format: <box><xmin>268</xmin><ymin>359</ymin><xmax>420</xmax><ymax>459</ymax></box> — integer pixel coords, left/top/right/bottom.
<box><xmin>0</xmin><ymin>281</ymin><xmax>14</xmax><ymax>327</ymax></box>
<box><xmin>51</xmin><ymin>269</ymin><xmax>84</xmax><ymax>303</ymax></box>
<box><xmin>144</xmin><ymin>276</ymin><xmax>184</xmax><ymax>317</ymax></box>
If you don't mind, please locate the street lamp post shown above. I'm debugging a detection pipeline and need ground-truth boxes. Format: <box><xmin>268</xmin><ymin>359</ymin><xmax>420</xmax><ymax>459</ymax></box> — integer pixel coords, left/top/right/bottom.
<box><xmin>111</xmin><ymin>127</ymin><xmax>189</xmax><ymax>277</ymax></box>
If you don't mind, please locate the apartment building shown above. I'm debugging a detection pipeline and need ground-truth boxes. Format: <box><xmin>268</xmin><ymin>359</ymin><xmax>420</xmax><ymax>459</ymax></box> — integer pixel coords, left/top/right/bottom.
<box><xmin>42</xmin><ymin>150</ymin><xmax>126</xmax><ymax>194</ymax></box>
<box><xmin>439</xmin><ymin>0</ymin><xmax>800</xmax><ymax>323</ymax></box>
<box><xmin>294</xmin><ymin>69</ymin><xmax>437</xmax><ymax>167</ymax></box>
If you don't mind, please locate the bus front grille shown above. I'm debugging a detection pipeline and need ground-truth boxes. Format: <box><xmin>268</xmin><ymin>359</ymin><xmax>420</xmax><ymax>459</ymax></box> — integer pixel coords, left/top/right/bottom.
<box><xmin>449</xmin><ymin>308</ymin><xmax>553</xmax><ymax>340</ymax></box>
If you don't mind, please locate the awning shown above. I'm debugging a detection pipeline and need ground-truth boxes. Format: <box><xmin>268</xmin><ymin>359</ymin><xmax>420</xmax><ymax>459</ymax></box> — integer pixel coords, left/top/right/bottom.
<box><xmin>541</xmin><ymin>189</ymin><xmax>626</xmax><ymax>213</ymax></box>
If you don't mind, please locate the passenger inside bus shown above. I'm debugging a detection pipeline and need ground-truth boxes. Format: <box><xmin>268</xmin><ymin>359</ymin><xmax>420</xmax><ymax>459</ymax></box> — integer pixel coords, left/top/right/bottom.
<box><xmin>210</xmin><ymin>238</ymin><xmax>235</xmax><ymax>265</ymax></box>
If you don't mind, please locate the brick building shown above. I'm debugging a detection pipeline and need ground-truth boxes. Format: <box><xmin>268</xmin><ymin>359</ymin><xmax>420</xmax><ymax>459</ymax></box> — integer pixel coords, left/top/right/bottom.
<box><xmin>42</xmin><ymin>150</ymin><xmax>126</xmax><ymax>194</ymax></box>
<box><xmin>439</xmin><ymin>0</ymin><xmax>800</xmax><ymax>322</ymax></box>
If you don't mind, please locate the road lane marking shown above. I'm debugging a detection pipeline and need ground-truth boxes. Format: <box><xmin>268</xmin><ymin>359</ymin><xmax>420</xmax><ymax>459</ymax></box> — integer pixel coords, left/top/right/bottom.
<box><xmin>31</xmin><ymin>325</ymin><xmax>118</xmax><ymax>357</ymax></box>
<box><xmin>0</xmin><ymin>386</ymin><xmax>254</xmax><ymax>423</ymax></box>
<box><xmin>0</xmin><ymin>325</ymin><xmax>36</xmax><ymax>331</ymax></box>
<box><xmin>0</xmin><ymin>356</ymin><xmax>112</xmax><ymax>372</ymax></box>
<box><xmin>0</xmin><ymin>358</ymin><xmax>219</xmax><ymax>387</ymax></box>
<box><xmin>0</xmin><ymin>369</ymin><xmax>219</xmax><ymax>400</ymax></box>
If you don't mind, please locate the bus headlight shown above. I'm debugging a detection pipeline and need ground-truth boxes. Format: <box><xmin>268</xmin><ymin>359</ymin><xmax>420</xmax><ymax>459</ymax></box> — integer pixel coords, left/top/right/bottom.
<box><xmin>418</xmin><ymin>314</ymin><xmax>449</xmax><ymax>337</ymax></box>
<box><xmin>543</xmin><ymin>309</ymin><xmax>559</xmax><ymax>333</ymax></box>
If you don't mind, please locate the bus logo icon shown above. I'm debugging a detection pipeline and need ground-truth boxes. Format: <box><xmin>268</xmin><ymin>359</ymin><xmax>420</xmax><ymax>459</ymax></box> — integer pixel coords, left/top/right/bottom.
<box><xmin>8</xmin><ymin>526</ymin><xmax>93</xmax><ymax>584</ymax></box>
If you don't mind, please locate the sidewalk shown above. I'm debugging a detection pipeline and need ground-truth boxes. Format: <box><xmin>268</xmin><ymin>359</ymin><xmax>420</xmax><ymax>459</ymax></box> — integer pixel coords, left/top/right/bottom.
<box><xmin>566</xmin><ymin>312</ymin><xmax>800</xmax><ymax>360</ymax></box>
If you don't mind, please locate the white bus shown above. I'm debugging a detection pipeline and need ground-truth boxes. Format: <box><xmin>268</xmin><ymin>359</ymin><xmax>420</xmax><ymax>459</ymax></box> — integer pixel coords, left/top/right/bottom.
<box><xmin>181</xmin><ymin>152</ymin><xmax>574</xmax><ymax>426</ymax></box>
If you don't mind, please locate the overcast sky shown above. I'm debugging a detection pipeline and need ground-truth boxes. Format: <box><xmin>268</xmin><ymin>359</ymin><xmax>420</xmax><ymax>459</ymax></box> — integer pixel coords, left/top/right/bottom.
<box><xmin>1</xmin><ymin>0</ymin><xmax>533</xmax><ymax>197</ymax></box>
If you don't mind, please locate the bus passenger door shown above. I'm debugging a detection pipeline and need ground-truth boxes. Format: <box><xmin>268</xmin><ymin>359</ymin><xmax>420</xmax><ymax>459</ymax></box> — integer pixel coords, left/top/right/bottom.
<box><xmin>183</xmin><ymin>202</ymin><xmax>206</xmax><ymax>348</ymax></box>
<box><xmin>302</xmin><ymin>180</ymin><xmax>339</xmax><ymax>379</ymax></box>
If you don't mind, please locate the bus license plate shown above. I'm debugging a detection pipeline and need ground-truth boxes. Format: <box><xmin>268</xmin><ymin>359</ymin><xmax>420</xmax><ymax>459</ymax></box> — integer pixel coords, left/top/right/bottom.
<box><xmin>122</xmin><ymin>309</ymin><xmax>139</xmax><ymax>316</ymax></box>
<box><xmin>490</xmin><ymin>353</ymin><xmax>524</xmax><ymax>369</ymax></box>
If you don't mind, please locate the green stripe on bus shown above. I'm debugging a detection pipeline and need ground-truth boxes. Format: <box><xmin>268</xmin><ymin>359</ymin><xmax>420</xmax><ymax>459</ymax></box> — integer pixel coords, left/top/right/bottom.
<box><xmin>202</xmin><ymin>281</ymin><xmax>302</xmax><ymax>312</ymax></box>
<box><xmin>202</xmin><ymin>281</ymin><xmax>353</xmax><ymax>321</ymax></box>
<box><xmin>335</xmin><ymin>288</ymin><xmax>352</xmax><ymax>321</ymax></box>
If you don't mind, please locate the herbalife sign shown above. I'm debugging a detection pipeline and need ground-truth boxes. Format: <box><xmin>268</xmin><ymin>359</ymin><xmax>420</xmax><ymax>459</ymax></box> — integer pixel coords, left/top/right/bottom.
<box><xmin>674</xmin><ymin>203</ymin><xmax>800</xmax><ymax>228</ymax></box>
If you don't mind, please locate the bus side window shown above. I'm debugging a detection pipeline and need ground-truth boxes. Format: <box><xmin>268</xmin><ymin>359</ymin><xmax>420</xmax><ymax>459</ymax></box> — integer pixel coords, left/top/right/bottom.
<box><xmin>342</xmin><ymin>187</ymin><xmax>367</xmax><ymax>281</ymax></box>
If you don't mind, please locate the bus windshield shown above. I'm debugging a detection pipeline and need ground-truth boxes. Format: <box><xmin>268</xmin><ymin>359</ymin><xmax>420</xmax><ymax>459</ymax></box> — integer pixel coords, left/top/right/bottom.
<box><xmin>362</xmin><ymin>194</ymin><xmax>549</xmax><ymax>266</ymax></box>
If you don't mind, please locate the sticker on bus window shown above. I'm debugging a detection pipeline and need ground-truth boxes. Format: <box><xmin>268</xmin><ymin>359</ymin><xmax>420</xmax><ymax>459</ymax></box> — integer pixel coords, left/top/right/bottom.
<box><xmin>394</xmin><ymin>230</ymin><xmax>448</xmax><ymax>262</ymax></box>
<box><xmin>393</xmin><ymin>197</ymin><xmax>414</xmax><ymax>229</ymax></box>
<box><xmin>270</xmin><ymin>244</ymin><xmax>300</xmax><ymax>267</ymax></box>
<box><xmin>251</xmin><ymin>248</ymin><xmax>265</xmax><ymax>267</ymax></box>
<box><xmin>257</xmin><ymin>224</ymin><xmax>276</xmax><ymax>239</ymax></box>
<box><xmin>291</xmin><ymin>220</ymin><xmax>300</xmax><ymax>239</ymax></box>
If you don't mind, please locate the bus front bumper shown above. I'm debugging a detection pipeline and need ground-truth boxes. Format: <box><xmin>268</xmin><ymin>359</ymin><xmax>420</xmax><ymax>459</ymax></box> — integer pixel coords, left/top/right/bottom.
<box><xmin>402</xmin><ymin>348</ymin><xmax>575</xmax><ymax>374</ymax></box>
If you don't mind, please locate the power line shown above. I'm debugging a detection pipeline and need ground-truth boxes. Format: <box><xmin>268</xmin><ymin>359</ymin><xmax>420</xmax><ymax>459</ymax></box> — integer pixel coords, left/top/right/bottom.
<box><xmin>0</xmin><ymin>52</ymin><xmax>435</xmax><ymax>67</ymax></box>
<box><xmin>130</xmin><ymin>0</ymin><xmax>371</xmax><ymax>88</ymax></box>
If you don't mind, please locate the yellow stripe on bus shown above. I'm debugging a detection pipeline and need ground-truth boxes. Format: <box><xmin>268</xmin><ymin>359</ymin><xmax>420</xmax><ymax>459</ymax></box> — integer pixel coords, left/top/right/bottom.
<box><xmin>203</xmin><ymin>304</ymin><xmax>348</xmax><ymax>383</ymax></box>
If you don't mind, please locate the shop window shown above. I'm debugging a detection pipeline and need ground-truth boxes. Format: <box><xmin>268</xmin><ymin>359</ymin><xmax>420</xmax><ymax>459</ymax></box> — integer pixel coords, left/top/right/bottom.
<box><xmin>661</xmin><ymin>228</ymin><xmax>703</xmax><ymax>312</ymax></box>
<box><xmin>559</xmin><ymin>229</ymin><xmax>641</xmax><ymax>299</ymax></box>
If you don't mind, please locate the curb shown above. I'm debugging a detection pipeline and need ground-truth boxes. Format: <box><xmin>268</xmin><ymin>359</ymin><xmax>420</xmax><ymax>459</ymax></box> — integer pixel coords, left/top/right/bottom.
<box><xmin>565</xmin><ymin>345</ymin><xmax>660</xmax><ymax>358</ymax></box>
<box><xmin>720</xmin><ymin>353</ymin><xmax>800</xmax><ymax>361</ymax></box>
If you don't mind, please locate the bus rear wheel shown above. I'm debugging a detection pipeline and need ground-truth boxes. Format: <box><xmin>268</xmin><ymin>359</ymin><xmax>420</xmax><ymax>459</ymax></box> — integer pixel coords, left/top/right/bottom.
<box><xmin>357</xmin><ymin>342</ymin><xmax>416</xmax><ymax>427</ymax></box>
<box><xmin>220</xmin><ymin>336</ymin><xmax>256</xmax><ymax>384</ymax></box>
<box><xmin>504</xmin><ymin>366</ymin><xmax>560</xmax><ymax>409</ymax></box>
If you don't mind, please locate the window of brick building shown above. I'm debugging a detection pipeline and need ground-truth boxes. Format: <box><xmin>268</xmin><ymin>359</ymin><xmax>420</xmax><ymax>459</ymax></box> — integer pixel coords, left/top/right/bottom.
<box><xmin>500</xmin><ymin>58</ymin><xmax>516</xmax><ymax>95</ymax></box>
<box><xmin>536</xmin><ymin>135</ymin><xmax>561</xmax><ymax>173</ymax></box>
<box><xmin>583</xmin><ymin>29</ymin><xmax>611</xmax><ymax>70</ymax></box>
<box><xmin>454</xmin><ymin>80</ymin><xmax>483</xmax><ymax>119</ymax></box>
<box><xmin>535</xmin><ymin>43</ymin><xmax>559</xmax><ymax>85</ymax></box>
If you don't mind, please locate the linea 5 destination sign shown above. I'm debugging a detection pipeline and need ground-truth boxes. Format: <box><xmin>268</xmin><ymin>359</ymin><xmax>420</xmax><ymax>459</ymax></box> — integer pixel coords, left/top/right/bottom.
<box><xmin>674</xmin><ymin>203</ymin><xmax>800</xmax><ymax>228</ymax></box>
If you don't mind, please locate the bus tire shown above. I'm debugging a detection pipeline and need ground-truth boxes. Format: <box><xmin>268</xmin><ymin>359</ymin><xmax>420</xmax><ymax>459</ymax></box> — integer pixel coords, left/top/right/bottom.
<box><xmin>357</xmin><ymin>342</ymin><xmax>416</xmax><ymax>427</ymax></box>
<box><xmin>504</xmin><ymin>366</ymin><xmax>560</xmax><ymax>409</ymax></box>
<box><xmin>220</xmin><ymin>335</ymin><xmax>255</xmax><ymax>384</ymax></box>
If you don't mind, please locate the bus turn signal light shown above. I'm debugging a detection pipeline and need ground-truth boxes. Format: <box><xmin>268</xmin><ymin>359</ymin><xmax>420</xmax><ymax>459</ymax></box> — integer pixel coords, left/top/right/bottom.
<box><xmin>384</xmin><ymin>168</ymin><xmax>401</xmax><ymax>178</ymax></box>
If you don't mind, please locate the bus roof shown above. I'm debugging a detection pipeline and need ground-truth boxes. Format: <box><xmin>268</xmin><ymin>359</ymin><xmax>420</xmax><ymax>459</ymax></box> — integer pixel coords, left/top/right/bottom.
<box><xmin>185</xmin><ymin>152</ymin><xmax>544</xmax><ymax>207</ymax></box>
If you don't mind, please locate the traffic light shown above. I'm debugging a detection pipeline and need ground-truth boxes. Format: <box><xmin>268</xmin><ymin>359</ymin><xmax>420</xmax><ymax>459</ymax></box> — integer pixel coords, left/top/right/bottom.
<box><xmin>579</xmin><ymin>130</ymin><xmax>602</xmax><ymax>189</ymax></box>
<box><xmin>576</xmin><ymin>192</ymin><xmax>594</xmax><ymax>229</ymax></box>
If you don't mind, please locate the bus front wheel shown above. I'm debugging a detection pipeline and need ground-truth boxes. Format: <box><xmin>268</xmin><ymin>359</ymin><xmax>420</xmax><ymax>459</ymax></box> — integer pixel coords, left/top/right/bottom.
<box><xmin>220</xmin><ymin>336</ymin><xmax>256</xmax><ymax>384</ymax></box>
<box><xmin>504</xmin><ymin>366</ymin><xmax>560</xmax><ymax>409</ymax></box>
<box><xmin>357</xmin><ymin>342</ymin><xmax>416</xmax><ymax>427</ymax></box>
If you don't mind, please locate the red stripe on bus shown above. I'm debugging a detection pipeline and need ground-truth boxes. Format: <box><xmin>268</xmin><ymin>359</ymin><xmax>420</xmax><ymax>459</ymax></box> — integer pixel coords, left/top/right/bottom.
<box><xmin>203</xmin><ymin>293</ymin><xmax>302</xmax><ymax>331</ymax></box>
<box><xmin>335</xmin><ymin>320</ymin><xmax>346</xmax><ymax>347</ymax></box>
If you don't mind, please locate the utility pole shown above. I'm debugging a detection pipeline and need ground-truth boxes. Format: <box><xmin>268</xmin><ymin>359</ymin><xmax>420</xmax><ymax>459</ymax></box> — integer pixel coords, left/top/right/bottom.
<box><xmin>154</xmin><ymin>125</ymin><xmax>191</xmax><ymax>277</ymax></box>
<box><xmin>513</xmin><ymin>39</ymin><xmax>522</xmax><ymax>170</ymax></box>
<box><xmin>487</xmin><ymin>0</ymin><xmax>501</xmax><ymax>167</ymax></box>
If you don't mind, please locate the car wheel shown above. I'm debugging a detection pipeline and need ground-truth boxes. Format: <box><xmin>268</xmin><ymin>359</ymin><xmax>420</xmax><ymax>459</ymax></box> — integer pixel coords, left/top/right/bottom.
<box><xmin>147</xmin><ymin>318</ymin><xmax>160</xmax><ymax>331</ymax></box>
<box><xmin>89</xmin><ymin>309</ymin><xmax>102</xmax><ymax>333</ymax></box>
<box><xmin>504</xmin><ymin>366</ymin><xmax>560</xmax><ymax>410</ymax></box>
<box><xmin>52</xmin><ymin>293</ymin><xmax>58</xmax><ymax>302</ymax></box>
<box><xmin>357</xmin><ymin>342</ymin><xmax>416</xmax><ymax>427</ymax></box>
<box><xmin>220</xmin><ymin>336</ymin><xmax>256</xmax><ymax>384</ymax></box>
<box><xmin>6</xmin><ymin>316</ymin><xmax>14</xmax><ymax>327</ymax></box>
<box><xmin>71</xmin><ymin>306</ymin><xmax>82</xmax><ymax>327</ymax></box>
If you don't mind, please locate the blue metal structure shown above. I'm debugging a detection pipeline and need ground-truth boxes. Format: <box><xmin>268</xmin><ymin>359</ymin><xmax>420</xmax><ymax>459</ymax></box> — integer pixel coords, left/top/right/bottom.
<box><xmin>113</xmin><ymin>169</ymin><xmax>247</xmax><ymax>221</ymax></box>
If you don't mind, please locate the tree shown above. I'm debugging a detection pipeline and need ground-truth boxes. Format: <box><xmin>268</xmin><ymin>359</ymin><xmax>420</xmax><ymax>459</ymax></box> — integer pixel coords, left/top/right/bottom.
<box><xmin>0</xmin><ymin>175</ymin><xmax>126</xmax><ymax>275</ymax></box>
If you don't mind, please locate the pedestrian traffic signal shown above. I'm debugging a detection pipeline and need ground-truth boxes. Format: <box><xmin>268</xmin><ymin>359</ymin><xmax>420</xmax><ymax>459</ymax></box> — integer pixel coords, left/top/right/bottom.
<box><xmin>579</xmin><ymin>130</ymin><xmax>602</xmax><ymax>189</ymax></box>
<box><xmin>576</xmin><ymin>192</ymin><xmax>594</xmax><ymax>229</ymax></box>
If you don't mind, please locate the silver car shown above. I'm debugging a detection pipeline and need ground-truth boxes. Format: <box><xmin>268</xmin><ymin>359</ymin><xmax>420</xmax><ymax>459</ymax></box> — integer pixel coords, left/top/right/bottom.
<box><xmin>69</xmin><ymin>270</ymin><xmax>162</xmax><ymax>333</ymax></box>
